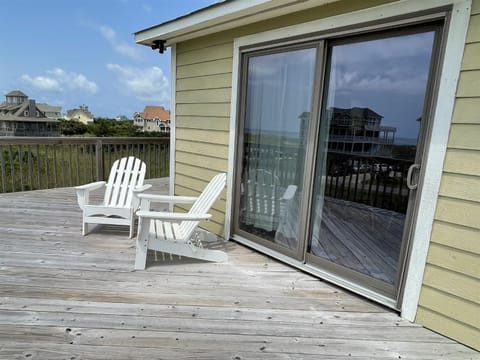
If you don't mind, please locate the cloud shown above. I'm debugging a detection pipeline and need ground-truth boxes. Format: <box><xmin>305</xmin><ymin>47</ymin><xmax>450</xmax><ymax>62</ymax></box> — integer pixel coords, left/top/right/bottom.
<box><xmin>106</xmin><ymin>64</ymin><xmax>169</xmax><ymax>102</ymax></box>
<box><xmin>329</xmin><ymin>32</ymin><xmax>435</xmax><ymax>96</ymax></box>
<box><xmin>21</xmin><ymin>68</ymin><xmax>98</xmax><ymax>93</ymax></box>
<box><xmin>142</xmin><ymin>4</ymin><xmax>152</xmax><ymax>13</ymax></box>
<box><xmin>333</xmin><ymin>68</ymin><xmax>428</xmax><ymax>95</ymax></box>
<box><xmin>20</xmin><ymin>74</ymin><xmax>60</xmax><ymax>91</ymax></box>
<box><xmin>99</xmin><ymin>25</ymin><xmax>143</xmax><ymax>60</ymax></box>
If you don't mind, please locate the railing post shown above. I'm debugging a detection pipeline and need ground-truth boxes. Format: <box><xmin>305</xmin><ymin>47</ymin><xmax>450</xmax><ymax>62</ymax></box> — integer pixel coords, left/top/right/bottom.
<box><xmin>96</xmin><ymin>139</ymin><xmax>104</xmax><ymax>181</ymax></box>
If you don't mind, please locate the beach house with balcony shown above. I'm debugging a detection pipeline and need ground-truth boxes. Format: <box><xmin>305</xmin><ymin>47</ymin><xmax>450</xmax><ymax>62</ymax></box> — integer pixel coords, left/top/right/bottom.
<box><xmin>0</xmin><ymin>90</ymin><xmax>59</xmax><ymax>136</ymax></box>
<box><xmin>133</xmin><ymin>105</ymin><xmax>171</xmax><ymax>133</ymax></box>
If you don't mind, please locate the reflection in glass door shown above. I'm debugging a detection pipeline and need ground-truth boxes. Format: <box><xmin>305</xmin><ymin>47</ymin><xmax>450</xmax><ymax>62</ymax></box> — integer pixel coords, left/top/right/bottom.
<box><xmin>236</xmin><ymin>46</ymin><xmax>317</xmax><ymax>255</ymax></box>
<box><xmin>308</xmin><ymin>30</ymin><xmax>437</xmax><ymax>294</ymax></box>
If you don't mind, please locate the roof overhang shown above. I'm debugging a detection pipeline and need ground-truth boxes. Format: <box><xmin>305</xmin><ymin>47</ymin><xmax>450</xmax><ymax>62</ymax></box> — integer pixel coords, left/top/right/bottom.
<box><xmin>135</xmin><ymin>0</ymin><xmax>340</xmax><ymax>48</ymax></box>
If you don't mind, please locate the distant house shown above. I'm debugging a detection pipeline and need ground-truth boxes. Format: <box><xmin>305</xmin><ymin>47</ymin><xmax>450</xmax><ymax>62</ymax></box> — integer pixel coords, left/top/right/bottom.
<box><xmin>327</xmin><ymin>107</ymin><xmax>396</xmax><ymax>156</ymax></box>
<box><xmin>0</xmin><ymin>90</ymin><xmax>59</xmax><ymax>136</ymax></box>
<box><xmin>65</xmin><ymin>105</ymin><xmax>94</xmax><ymax>125</ymax></box>
<box><xmin>133</xmin><ymin>106</ymin><xmax>170</xmax><ymax>133</ymax></box>
<box><xmin>37</xmin><ymin>103</ymin><xmax>62</xmax><ymax>120</ymax></box>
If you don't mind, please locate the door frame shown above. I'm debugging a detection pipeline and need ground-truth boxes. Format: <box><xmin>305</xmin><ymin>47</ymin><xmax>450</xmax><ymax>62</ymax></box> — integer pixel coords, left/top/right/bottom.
<box><xmin>225</xmin><ymin>0</ymin><xmax>471</xmax><ymax>318</ymax></box>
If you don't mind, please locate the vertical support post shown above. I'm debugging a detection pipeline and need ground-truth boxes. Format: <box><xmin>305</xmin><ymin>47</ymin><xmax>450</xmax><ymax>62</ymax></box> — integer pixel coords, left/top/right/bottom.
<box><xmin>96</xmin><ymin>139</ymin><xmax>104</xmax><ymax>181</ymax></box>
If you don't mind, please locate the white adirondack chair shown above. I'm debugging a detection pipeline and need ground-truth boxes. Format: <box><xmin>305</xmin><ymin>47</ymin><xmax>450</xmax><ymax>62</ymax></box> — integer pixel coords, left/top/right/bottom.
<box><xmin>75</xmin><ymin>156</ymin><xmax>151</xmax><ymax>238</ymax></box>
<box><xmin>134</xmin><ymin>173</ymin><xmax>228</xmax><ymax>270</ymax></box>
<box><xmin>244</xmin><ymin>169</ymin><xmax>297</xmax><ymax>232</ymax></box>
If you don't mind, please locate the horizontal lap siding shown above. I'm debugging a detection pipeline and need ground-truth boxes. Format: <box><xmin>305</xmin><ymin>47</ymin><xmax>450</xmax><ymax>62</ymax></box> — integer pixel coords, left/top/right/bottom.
<box><xmin>174</xmin><ymin>40</ymin><xmax>232</xmax><ymax>235</ymax></box>
<box><xmin>416</xmin><ymin>2</ymin><xmax>480</xmax><ymax>350</ymax></box>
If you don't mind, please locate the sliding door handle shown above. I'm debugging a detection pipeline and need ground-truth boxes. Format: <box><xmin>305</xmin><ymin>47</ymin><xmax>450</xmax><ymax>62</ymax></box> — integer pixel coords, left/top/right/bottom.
<box><xmin>406</xmin><ymin>164</ymin><xmax>420</xmax><ymax>190</ymax></box>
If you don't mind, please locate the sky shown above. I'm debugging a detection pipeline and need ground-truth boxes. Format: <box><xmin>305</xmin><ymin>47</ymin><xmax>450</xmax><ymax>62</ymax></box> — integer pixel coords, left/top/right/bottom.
<box><xmin>0</xmin><ymin>0</ymin><xmax>218</xmax><ymax>118</ymax></box>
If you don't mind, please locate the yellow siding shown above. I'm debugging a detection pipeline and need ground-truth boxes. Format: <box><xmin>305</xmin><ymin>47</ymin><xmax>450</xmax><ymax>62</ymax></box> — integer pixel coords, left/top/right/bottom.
<box><xmin>416</xmin><ymin>307</ymin><xmax>479</xmax><ymax>352</ymax></box>
<box><xmin>422</xmin><ymin>265</ymin><xmax>479</xmax><ymax>303</ymax></box>
<box><xmin>466</xmin><ymin>14</ymin><xmax>480</xmax><ymax>43</ymax></box>
<box><xmin>176</xmin><ymin>116</ymin><xmax>230</xmax><ymax>131</ymax></box>
<box><xmin>439</xmin><ymin>173</ymin><xmax>480</xmax><ymax>202</ymax></box>
<box><xmin>431</xmin><ymin>221</ymin><xmax>480</xmax><ymax>254</ymax></box>
<box><xmin>176</xmin><ymin>88</ymin><xmax>231</xmax><ymax>104</ymax></box>
<box><xmin>443</xmin><ymin>149</ymin><xmax>480</xmax><ymax>176</ymax></box>
<box><xmin>461</xmin><ymin>42</ymin><xmax>480</xmax><ymax>70</ymax></box>
<box><xmin>455</xmin><ymin>70</ymin><xmax>480</xmax><ymax>98</ymax></box>
<box><xmin>417</xmin><ymin>1</ymin><xmax>480</xmax><ymax>350</ymax></box>
<box><xmin>452</xmin><ymin>98</ymin><xmax>480</xmax><ymax>123</ymax></box>
<box><xmin>419</xmin><ymin>286</ymin><xmax>479</xmax><ymax>328</ymax></box>
<box><xmin>176</xmin><ymin>103</ymin><xmax>230</xmax><ymax>117</ymax></box>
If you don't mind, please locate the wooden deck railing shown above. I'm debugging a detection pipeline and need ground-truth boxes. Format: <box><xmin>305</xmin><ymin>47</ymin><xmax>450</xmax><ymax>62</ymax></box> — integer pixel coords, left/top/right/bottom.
<box><xmin>0</xmin><ymin>137</ymin><xmax>169</xmax><ymax>193</ymax></box>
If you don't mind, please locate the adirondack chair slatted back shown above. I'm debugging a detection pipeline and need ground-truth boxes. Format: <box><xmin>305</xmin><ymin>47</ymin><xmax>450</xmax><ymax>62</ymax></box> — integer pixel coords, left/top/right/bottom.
<box><xmin>103</xmin><ymin>157</ymin><xmax>146</xmax><ymax>208</ymax></box>
<box><xmin>180</xmin><ymin>173</ymin><xmax>226</xmax><ymax>239</ymax></box>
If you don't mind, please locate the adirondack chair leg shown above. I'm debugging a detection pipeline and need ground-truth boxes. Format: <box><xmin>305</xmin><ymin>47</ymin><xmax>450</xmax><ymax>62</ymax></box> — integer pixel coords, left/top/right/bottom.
<box><xmin>82</xmin><ymin>217</ymin><xmax>88</xmax><ymax>236</ymax></box>
<box><xmin>135</xmin><ymin>218</ymin><xmax>150</xmax><ymax>270</ymax></box>
<box><xmin>135</xmin><ymin>237</ymin><xmax>148</xmax><ymax>270</ymax></box>
<box><xmin>129</xmin><ymin>219</ymin><xmax>134</xmax><ymax>239</ymax></box>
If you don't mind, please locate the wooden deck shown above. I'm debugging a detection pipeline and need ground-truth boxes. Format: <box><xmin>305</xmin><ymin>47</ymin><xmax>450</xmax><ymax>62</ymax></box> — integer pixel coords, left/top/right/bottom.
<box><xmin>0</xmin><ymin>180</ymin><xmax>478</xmax><ymax>359</ymax></box>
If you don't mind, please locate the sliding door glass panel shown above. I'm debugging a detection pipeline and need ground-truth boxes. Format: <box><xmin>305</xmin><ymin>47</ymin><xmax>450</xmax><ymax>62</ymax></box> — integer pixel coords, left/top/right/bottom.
<box><xmin>239</xmin><ymin>47</ymin><xmax>316</xmax><ymax>251</ymax></box>
<box><xmin>308</xmin><ymin>31</ymin><xmax>435</xmax><ymax>285</ymax></box>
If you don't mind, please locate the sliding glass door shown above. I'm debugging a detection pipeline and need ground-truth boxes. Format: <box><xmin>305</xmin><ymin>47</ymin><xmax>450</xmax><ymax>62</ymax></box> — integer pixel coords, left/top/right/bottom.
<box><xmin>234</xmin><ymin>23</ymin><xmax>442</xmax><ymax>300</ymax></box>
<box><xmin>307</xmin><ymin>29</ymin><xmax>438</xmax><ymax>295</ymax></box>
<box><xmin>236</xmin><ymin>45</ymin><xmax>317</xmax><ymax>256</ymax></box>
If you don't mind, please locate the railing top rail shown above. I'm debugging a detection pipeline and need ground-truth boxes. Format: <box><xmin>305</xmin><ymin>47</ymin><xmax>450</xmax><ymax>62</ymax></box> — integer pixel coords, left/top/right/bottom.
<box><xmin>0</xmin><ymin>137</ymin><xmax>169</xmax><ymax>146</ymax></box>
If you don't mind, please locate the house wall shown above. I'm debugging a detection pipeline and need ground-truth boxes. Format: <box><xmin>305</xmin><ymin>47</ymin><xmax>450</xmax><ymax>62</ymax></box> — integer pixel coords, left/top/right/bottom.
<box><xmin>173</xmin><ymin>0</ymin><xmax>478</xmax><ymax>348</ymax></box>
<box><xmin>174</xmin><ymin>0</ymin><xmax>393</xmax><ymax>235</ymax></box>
<box><xmin>415</xmin><ymin>0</ymin><xmax>480</xmax><ymax>350</ymax></box>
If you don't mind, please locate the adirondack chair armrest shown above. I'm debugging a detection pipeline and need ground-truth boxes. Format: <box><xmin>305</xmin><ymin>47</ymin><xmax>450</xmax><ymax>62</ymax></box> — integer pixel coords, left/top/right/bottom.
<box><xmin>132</xmin><ymin>184</ymin><xmax>153</xmax><ymax>193</ymax></box>
<box><xmin>75</xmin><ymin>181</ymin><xmax>106</xmax><ymax>191</ymax></box>
<box><xmin>75</xmin><ymin>181</ymin><xmax>106</xmax><ymax>209</ymax></box>
<box><xmin>131</xmin><ymin>184</ymin><xmax>153</xmax><ymax>210</ymax></box>
<box><xmin>136</xmin><ymin>210</ymin><xmax>212</xmax><ymax>222</ymax></box>
<box><xmin>281</xmin><ymin>185</ymin><xmax>297</xmax><ymax>201</ymax></box>
<box><xmin>137</xmin><ymin>194</ymin><xmax>198</xmax><ymax>204</ymax></box>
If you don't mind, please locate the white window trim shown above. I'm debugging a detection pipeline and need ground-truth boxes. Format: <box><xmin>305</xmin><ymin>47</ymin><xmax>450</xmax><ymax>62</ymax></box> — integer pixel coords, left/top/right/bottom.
<box><xmin>226</xmin><ymin>0</ymin><xmax>471</xmax><ymax>319</ymax></box>
<box><xmin>170</xmin><ymin>44</ymin><xmax>177</xmax><ymax>207</ymax></box>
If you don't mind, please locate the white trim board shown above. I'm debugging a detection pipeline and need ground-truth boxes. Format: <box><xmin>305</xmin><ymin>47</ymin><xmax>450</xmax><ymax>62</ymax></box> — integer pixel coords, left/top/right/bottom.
<box><xmin>226</xmin><ymin>0</ymin><xmax>471</xmax><ymax>318</ymax></box>
<box><xmin>169</xmin><ymin>44</ymin><xmax>177</xmax><ymax>207</ymax></box>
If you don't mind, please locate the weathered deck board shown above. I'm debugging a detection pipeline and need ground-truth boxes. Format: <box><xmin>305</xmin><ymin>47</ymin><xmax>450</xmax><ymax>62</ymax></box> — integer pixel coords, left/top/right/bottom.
<box><xmin>0</xmin><ymin>180</ymin><xmax>477</xmax><ymax>359</ymax></box>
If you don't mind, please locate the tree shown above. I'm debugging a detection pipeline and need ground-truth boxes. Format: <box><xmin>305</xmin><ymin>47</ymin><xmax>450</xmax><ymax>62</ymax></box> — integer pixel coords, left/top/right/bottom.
<box><xmin>58</xmin><ymin>119</ymin><xmax>88</xmax><ymax>136</ymax></box>
<box><xmin>89</xmin><ymin>118</ymin><xmax>141</xmax><ymax>137</ymax></box>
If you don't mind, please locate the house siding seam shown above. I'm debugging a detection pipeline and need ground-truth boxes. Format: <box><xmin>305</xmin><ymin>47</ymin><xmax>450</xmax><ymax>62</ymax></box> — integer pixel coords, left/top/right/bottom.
<box><xmin>416</xmin><ymin>0</ymin><xmax>480</xmax><ymax>350</ymax></box>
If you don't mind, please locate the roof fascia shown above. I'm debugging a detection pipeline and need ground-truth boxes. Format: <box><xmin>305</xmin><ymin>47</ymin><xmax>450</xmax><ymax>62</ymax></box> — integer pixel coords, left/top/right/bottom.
<box><xmin>135</xmin><ymin>0</ymin><xmax>338</xmax><ymax>46</ymax></box>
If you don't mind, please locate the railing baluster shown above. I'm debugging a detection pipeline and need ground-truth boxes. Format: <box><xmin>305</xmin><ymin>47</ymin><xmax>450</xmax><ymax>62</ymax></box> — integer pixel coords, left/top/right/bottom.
<box><xmin>0</xmin><ymin>146</ymin><xmax>6</xmax><ymax>193</ymax></box>
<box><xmin>95</xmin><ymin>139</ymin><xmax>103</xmax><ymax>181</ymax></box>
<box><xmin>90</xmin><ymin>144</ymin><xmax>95</xmax><ymax>182</ymax></box>
<box><xmin>52</xmin><ymin>144</ymin><xmax>58</xmax><ymax>188</ymax></box>
<box><xmin>81</xmin><ymin>144</ymin><xmax>86</xmax><ymax>183</ymax></box>
<box><xmin>44</xmin><ymin>145</ymin><xmax>49</xmax><ymax>189</ymax></box>
<box><xmin>76</xmin><ymin>144</ymin><xmax>80</xmax><ymax>185</ymax></box>
<box><xmin>36</xmin><ymin>144</ymin><xmax>41</xmax><ymax>189</ymax></box>
<box><xmin>8</xmin><ymin>145</ymin><xmax>16</xmax><ymax>192</ymax></box>
<box><xmin>61</xmin><ymin>143</ymin><xmax>66</xmax><ymax>187</ymax></box>
<box><xmin>27</xmin><ymin>145</ymin><xmax>33</xmax><ymax>190</ymax></box>
<box><xmin>147</xmin><ymin>143</ymin><xmax>152</xmax><ymax>179</ymax></box>
<box><xmin>18</xmin><ymin>145</ymin><xmax>25</xmax><ymax>191</ymax></box>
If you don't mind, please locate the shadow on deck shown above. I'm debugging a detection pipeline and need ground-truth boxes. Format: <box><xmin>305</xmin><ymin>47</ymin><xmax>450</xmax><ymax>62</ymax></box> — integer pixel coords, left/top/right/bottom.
<box><xmin>0</xmin><ymin>178</ymin><xmax>477</xmax><ymax>359</ymax></box>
